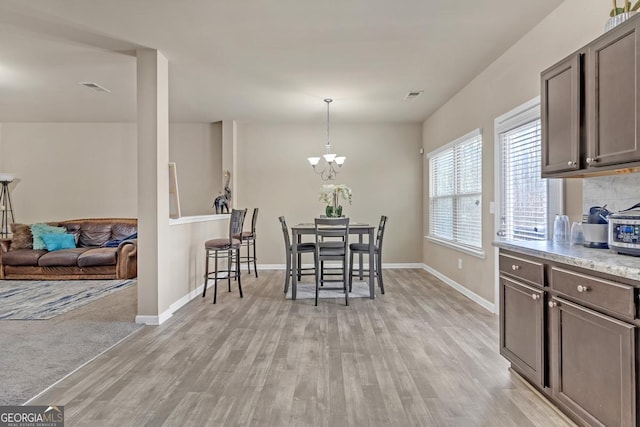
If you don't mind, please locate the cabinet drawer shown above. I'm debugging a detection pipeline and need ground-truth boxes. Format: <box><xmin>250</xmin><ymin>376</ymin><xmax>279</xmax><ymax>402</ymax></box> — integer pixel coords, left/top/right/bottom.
<box><xmin>499</xmin><ymin>254</ymin><xmax>544</xmax><ymax>287</ymax></box>
<box><xmin>550</xmin><ymin>267</ymin><xmax>635</xmax><ymax>319</ymax></box>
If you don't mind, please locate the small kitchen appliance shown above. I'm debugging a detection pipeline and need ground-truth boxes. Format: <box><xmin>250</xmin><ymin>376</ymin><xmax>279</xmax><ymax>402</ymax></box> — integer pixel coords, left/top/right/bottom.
<box><xmin>583</xmin><ymin>205</ymin><xmax>610</xmax><ymax>249</ymax></box>
<box><xmin>608</xmin><ymin>207</ymin><xmax>640</xmax><ymax>256</ymax></box>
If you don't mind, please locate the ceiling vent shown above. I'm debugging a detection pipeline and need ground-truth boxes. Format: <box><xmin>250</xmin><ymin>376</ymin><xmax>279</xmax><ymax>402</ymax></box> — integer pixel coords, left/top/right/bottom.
<box><xmin>79</xmin><ymin>82</ymin><xmax>110</xmax><ymax>93</ymax></box>
<box><xmin>404</xmin><ymin>91</ymin><xmax>423</xmax><ymax>100</ymax></box>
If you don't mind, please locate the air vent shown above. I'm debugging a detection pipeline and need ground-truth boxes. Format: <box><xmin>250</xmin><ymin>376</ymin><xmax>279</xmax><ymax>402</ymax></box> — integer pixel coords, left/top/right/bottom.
<box><xmin>79</xmin><ymin>82</ymin><xmax>110</xmax><ymax>93</ymax></box>
<box><xmin>404</xmin><ymin>91</ymin><xmax>423</xmax><ymax>100</ymax></box>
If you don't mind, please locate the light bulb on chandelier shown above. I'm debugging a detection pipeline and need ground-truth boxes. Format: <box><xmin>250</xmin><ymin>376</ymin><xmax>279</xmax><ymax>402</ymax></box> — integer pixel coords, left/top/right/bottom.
<box><xmin>307</xmin><ymin>98</ymin><xmax>345</xmax><ymax>181</ymax></box>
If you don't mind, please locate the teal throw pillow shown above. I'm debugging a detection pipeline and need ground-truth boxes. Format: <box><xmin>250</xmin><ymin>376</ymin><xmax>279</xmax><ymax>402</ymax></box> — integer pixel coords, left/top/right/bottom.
<box><xmin>42</xmin><ymin>233</ymin><xmax>76</xmax><ymax>251</ymax></box>
<box><xmin>31</xmin><ymin>223</ymin><xmax>67</xmax><ymax>250</ymax></box>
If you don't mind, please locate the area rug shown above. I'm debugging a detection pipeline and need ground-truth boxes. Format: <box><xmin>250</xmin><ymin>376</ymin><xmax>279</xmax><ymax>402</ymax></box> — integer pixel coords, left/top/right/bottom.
<box><xmin>286</xmin><ymin>280</ymin><xmax>372</xmax><ymax>300</ymax></box>
<box><xmin>0</xmin><ymin>279</ymin><xmax>136</xmax><ymax>320</ymax></box>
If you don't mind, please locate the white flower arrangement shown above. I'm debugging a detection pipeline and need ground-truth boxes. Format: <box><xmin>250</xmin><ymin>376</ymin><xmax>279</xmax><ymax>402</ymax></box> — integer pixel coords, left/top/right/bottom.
<box><xmin>319</xmin><ymin>184</ymin><xmax>352</xmax><ymax>217</ymax></box>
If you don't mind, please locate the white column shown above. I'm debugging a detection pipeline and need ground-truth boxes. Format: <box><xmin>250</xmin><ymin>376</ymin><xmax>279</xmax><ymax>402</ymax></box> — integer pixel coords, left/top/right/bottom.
<box><xmin>135</xmin><ymin>48</ymin><xmax>171</xmax><ymax>324</ymax></box>
<box><xmin>222</xmin><ymin>120</ymin><xmax>237</xmax><ymax>208</ymax></box>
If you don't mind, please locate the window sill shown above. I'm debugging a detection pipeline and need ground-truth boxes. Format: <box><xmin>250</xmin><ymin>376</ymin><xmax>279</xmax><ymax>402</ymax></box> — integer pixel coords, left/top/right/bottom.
<box><xmin>425</xmin><ymin>236</ymin><xmax>486</xmax><ymax>259</ymax></box>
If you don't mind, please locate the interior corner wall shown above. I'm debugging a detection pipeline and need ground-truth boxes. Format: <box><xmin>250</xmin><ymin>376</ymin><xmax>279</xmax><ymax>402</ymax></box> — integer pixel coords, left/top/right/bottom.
<box><xmin>235</xmin><ymin>122</ymin><xmax>423</xmax><ymax>266</ymax></box>
<box><xmin>169</xmin><ymin>122</ymin><xmax>222</xmax><ymax>216</ymax></box>
<box><xmin>422</xmin><ymin>0</ymin><xmax>609</xmax><ymax>302</ymax></box>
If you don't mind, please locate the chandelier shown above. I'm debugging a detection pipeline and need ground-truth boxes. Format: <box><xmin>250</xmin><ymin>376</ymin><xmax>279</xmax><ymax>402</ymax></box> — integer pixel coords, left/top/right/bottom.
<box><xmin>307</xmin><ymin>98</ymin><xmax>345</xmax><ymax>181</ymax></box>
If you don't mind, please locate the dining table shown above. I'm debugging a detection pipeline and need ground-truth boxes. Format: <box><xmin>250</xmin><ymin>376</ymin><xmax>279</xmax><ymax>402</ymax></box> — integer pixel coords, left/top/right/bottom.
<box><xmin>290</xmin><ymin>222</ymin><xmax>376</xmax><ymax>301</ymax></box>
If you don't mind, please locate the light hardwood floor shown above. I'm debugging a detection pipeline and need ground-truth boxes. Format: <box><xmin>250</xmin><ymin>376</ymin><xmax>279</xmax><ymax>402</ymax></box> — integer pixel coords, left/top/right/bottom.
<box><xmin>29</xmin><ymin>269</ymin><xmax>573</xmax><ymax>426</ymax></box>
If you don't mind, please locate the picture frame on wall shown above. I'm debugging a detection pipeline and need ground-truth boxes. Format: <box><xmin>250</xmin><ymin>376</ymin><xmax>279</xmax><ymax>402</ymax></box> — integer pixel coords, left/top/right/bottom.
<box><xmin>169</xmin><ymin>162</ymin><xmax>181</xmax><ymax>219</ymax></box>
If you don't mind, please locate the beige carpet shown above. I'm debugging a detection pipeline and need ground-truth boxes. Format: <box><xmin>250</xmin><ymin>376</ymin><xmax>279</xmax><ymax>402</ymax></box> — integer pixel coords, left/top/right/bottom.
<box><xmin>0</xmin><ymin>284</ymin><xmax>142</xmax><ymax>405</ymax></box>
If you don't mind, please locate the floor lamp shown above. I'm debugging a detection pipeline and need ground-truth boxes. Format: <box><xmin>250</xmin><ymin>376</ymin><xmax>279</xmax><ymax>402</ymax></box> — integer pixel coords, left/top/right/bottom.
<box><xmin>0</xmin><ymin>174</ymin><xmax>15</xmax><ymax>238</ymax></box>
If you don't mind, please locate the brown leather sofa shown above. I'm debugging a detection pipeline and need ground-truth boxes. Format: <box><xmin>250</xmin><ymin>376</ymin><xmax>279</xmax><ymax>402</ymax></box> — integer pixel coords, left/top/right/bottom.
<box><xmin>0</xmin><ymin>218</ymin><xmax>137</xmax><ymax>280</ymax></box>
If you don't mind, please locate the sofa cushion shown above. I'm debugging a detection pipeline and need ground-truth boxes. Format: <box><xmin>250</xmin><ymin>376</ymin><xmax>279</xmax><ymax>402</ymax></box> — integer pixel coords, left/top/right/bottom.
<box><xmin>77</xmin><ymin>247</ymin><xmax>117</xmax><ymax>267</ymax></box>
<box><xmin>78</xmin><ymin>223</ymin><xmax>112</xmax><ymax>247</ymax></box>
<box><xmin>42</xmin><ymin>233</ymin><xmax>76</xmax><ymax>251</ymax></box>
<box><xmin>62</xmin><ymin>223</ymin><xmax>81</xmax><ymax>244</ymax></box>
<box><xmin>31</xmin><ymin>223</ymin><xmax>67</xmax><ymax>250</ymax></box>
<box><xmin>111</xmin><ymin>223</ymin><xmax>137</xmax><ymax>240</ymax></box>
<box><xmin>38</xmin><ymin>248</ymin><xmax>89</xmax><ymax>267</ymax></box>
<box><xmin>9</xmin><ymin>223</ymin><xmax>33</xmax><ymax>251</ymax></box>
<box><xmin>2</xmin><ymin>249</ymin><xmax>48</xmax><ymax>266</ymax></box>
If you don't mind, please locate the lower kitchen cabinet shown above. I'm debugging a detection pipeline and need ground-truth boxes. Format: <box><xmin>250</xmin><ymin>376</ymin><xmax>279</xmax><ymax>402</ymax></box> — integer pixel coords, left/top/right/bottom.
<box><xmin>499</xmin><ymin>276</ymin><xmax>545</xmax><ymax>388</ymax></box>
<box><xmin>549</xmin><ymin>297</ymin><xmax>636</xmax><ymax>427</ymax></box>
<box><xmin>498</xmin><ymin>248</ymin><xmax>639</xmax><ymax>427</ymax></box>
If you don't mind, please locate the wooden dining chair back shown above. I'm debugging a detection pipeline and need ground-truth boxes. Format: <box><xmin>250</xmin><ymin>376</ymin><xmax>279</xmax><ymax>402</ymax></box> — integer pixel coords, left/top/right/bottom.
<box><xmin>278</xmin><ymin>216</ymin><xmax>316</xmax><ymax>294</ymax></box>
<box><xmin>349</xmin><ymin>215</ymin><xmax>387</xmax><ymax>294</ymax></box>
<box><xmin>235</xmin><ymin>207</ymin><xmax>259</xmax><ymax>277</ymax></box>
<box><xmin>314</xmin><ymin>217</ymin><xmax>350</xmax><ymax>306</ymax></box>
<box><xmin>202</xmin><ymin>208</ymin><xmax>247</xmax><ymax>304</ymax></box>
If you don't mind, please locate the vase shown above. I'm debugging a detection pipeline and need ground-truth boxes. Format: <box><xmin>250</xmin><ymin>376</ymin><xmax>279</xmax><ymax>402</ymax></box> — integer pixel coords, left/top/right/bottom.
<box><xmin>605</xmin><ymin>11</ymin><xmax>636</xmax><ymax>32</ymax></box>
<box><xmin>325</xmin><ymin>205</ymin><xmax>343</xmax><ymax>218</ymax></box>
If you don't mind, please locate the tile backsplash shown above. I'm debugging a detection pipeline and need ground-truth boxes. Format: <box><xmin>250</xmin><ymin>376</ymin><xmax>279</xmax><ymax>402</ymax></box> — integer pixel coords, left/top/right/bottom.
<box><xmin>582</xmin><ymin>173</ymin><xmax>640</xmax><ymax>216</ymax></box>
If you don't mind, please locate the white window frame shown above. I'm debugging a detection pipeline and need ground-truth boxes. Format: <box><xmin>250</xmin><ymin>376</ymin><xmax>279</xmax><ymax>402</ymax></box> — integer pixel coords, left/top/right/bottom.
<box><xmin>493</xmin><ymin>96</ymin><xmax>564</xmax><ymax>313</ymax></box>
<box><xmin>427</xmin><ymin>128</ymin><xmax>485</xmax><ymax>258</ymax></box>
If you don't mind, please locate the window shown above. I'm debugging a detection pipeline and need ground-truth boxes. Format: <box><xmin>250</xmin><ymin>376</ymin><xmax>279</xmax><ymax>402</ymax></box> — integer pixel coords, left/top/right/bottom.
<box><xmin>496</xmin><ymin>98</ymin><xmax>562</xmax><ymax>241</ymax></box>
<box><xmin>428</xmin><ymin>129</ymin><xmax>483</xmax><ymax>252</ymax></box>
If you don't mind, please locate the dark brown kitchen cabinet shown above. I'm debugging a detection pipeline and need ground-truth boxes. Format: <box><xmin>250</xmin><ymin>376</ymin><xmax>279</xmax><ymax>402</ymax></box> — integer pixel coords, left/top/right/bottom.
<box><xmin>541</xmin><ymin>13</ymin><xmax>640</xmax><ymax>177</ymax></box>
<box><xmin>549</xmin><ymin>297</ymin><xmax>636</xmax><ymax>427</ymax></box>
<box><xmin>541</xmin><ymin>54</ymin><xmax>582</xmax><ymax>175</ymax></box>
<box><xmin>587</xmin><ymin>22</ymin><xmax>640</xmax><ymax>168</ymax></box>
<box><xmin>499</xmin><ymin>276</ymin><xmax>545</xmax><ymax>387</ymax></box>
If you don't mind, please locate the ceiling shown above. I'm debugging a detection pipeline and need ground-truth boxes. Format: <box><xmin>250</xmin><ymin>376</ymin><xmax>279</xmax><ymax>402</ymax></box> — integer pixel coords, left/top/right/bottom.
<box><xmin>0</xmin><ymin>0</ymin><xmax>561</xmax><ymax>123</ymax></box>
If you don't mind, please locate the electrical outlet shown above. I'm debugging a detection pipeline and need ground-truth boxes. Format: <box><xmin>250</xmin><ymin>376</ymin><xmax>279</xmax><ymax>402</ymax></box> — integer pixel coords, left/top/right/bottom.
<box><xmin>458</xmin><ymin>258</ymin><xmax>462</xmax><ymax>269</ymax></box>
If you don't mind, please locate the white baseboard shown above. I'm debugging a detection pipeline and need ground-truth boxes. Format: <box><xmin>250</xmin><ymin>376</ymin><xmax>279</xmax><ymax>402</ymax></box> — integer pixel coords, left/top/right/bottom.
<box><xmin>136</xmin><ymin>274</ymin><xmax>229</xmax><ymax>325</ymax></box>
<box><xmin>422</xmin><ymin>264</ymin><xmax>496</xmax><ymax>314</ymax></box>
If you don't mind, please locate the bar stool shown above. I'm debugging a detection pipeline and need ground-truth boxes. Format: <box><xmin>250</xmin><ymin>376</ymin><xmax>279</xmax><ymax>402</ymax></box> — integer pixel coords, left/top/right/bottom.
<box><xmin>202</xmin><ymin>208</ymin><xmax>247</xmax><ymax>304</ymax></box>
<box><xmin>234</xmin><ymin>207</ymin><xmax>258</xmax><ymax>277</ymax></box>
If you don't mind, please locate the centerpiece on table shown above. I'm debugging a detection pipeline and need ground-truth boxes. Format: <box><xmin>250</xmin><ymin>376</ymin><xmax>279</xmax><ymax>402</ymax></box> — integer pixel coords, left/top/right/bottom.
<box><xmin>319</xmin><ymin>184</ymin><xmax>352</xmax><ymax>218</ymax></box>
<box><xmin>607</xmin><ymin>0</ymin><xmax>640</xmax><ymax>31</ymax></box>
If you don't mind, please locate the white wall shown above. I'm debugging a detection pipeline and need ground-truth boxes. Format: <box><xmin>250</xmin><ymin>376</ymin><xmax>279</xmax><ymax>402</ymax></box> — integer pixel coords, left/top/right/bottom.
<box><xmin>236</xmin><ymin>122</ymin><xmax>423</xmax><ymax>266</ymax></box>
<box><xmin>169</xmin><ymin>122</ymin><xmax>222</xmax><ymax>216</ymax></box>
<box><xmin>0</xmin><ymin>123</ymin><xmax>137</xmax><ymax>223</ymax></box>
<box><xmin>0</xmin><ymin>122</ymin><xmax>224</xmax><ymax>223</ymax></box>
<box><xmin>422</xmin><ymin>0</ymin><xmax>609</xmax><ymax>303</ymax></box>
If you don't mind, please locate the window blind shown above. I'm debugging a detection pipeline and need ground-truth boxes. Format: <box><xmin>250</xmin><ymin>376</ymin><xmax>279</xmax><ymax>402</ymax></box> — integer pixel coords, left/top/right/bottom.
<box><xmin>499</xmin><ymin>119</ymin><xmax>547</xmax><ymax>241</ymax></box>
<box><xmin>429</xmin><ymin>131</ymin><xmax>482</xmax><ymax>250</ymax></box>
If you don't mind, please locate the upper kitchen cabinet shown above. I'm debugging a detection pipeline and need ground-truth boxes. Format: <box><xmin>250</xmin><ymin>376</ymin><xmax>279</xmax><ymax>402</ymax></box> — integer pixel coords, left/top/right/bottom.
<box><xmin>587</xmin><ymin>23</ymin><xmax>640</xmax><ymax>168</ymax></box>
<box><xmin>541</xmin><ymin>54</ymin><xmax>582</xmax><ymax>175</ymax></box>
<box><xmin>542</xmin><ymin>15</ymin><xmax>640</xmax><ymax>177</ymax></box>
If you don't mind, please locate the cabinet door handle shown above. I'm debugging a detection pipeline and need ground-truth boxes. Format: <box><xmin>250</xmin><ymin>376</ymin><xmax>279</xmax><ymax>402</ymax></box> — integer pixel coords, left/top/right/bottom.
<box><xmin>567</xmin><ymin>161</ymin><xmax>577</xmax><ymax>167</ymax></box>
<box><xmin>548</xmin><ymin>301</ymin><xmax>558</xmax><ymax>308</ymax></box>
<box><xmin>586</xmin><ymin>157</ymin><xmax>598</xmax><ymax>165</ymax></box>
<box><xmin>531</xmin><ymin>294</ymin><xmax>540</xmax><ymax>300</ymax></box>
<box><xmin>511</xmin><ymin>265</ymin><xmax>520</xmax><ymax>271</ymax></box>
<box><xmin>577</xmin><ymin>285</ymin><xmax>590</xmax><ymax>293</ymax></box>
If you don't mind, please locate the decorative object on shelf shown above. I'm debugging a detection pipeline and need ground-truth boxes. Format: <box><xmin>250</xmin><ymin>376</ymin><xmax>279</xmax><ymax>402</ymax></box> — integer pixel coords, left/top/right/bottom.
<box><xmin>307</xmin><ymin>98</ymin><xmax>346</xmax><ymax>181</ymax></box>
<box><xmin>213</xmin><ymin>170</ymin><xmax>232</xmax><ymax>214</ymax></box>
<box><xmin>606</xmin><ymin>0</ymin><xmax>639</xmax><ymax>31</ymax></box>
<box><xmin>319</xmin><ymin>184</ymin><xmax>352</xmax><ymax>217</ymax></box>
<box><xmin>0</xmin><ymin>173</ymin><xmax>16</xmax><ymax>238</ymax></box>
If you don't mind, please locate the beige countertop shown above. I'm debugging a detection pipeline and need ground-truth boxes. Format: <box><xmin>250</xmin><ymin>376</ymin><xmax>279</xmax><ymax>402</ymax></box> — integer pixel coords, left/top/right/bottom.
<box><xmin>493</xmin><ymin>240</ymin><xmax>640</xmax><ymax>282</ymax></box>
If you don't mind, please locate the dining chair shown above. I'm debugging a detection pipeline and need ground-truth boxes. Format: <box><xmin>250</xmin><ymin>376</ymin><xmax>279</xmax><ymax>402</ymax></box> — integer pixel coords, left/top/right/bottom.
<box><xmin>202</xmin><ymin>208</ymin><xmax>247</xmax><ymax>304</ymax></box>
<box><xmin>349</xmin><ymin>215</ymin><xmax>387</xmax><ymax>294</ymax></box>
<box><xmin>314</xmin><ymin>217</ymin><xmax>350</xmax><ymax>306</ymax></box>
<box><xmin>234</xmin><ymin>207</ymin><xmax>259</xmax><ymax>277</ymax></box>
<box><xmin>278</xmin><ymin>216</ymin><xmax>316</xmax><ymax>294</ymax></box>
